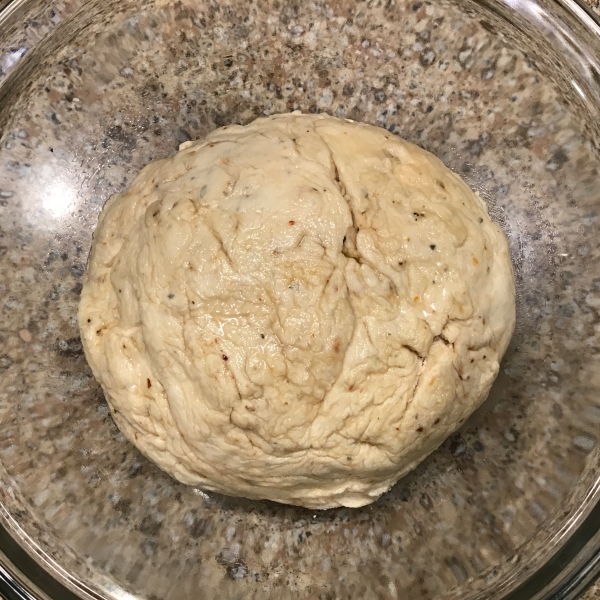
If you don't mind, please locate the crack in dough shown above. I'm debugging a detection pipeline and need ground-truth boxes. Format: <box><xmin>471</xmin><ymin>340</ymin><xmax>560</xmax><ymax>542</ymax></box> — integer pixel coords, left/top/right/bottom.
<box><xmin>79</xmin><ymin>113</ymin><xmax>515</xmax><ymax>509</ymax></box>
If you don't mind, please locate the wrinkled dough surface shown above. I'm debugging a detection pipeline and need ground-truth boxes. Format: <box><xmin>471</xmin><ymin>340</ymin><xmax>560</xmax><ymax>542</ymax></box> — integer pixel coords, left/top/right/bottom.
<box><xmin>79</xmin><ymin>113</ymin><xmax>516</xmax><ymax>509</ymax></box>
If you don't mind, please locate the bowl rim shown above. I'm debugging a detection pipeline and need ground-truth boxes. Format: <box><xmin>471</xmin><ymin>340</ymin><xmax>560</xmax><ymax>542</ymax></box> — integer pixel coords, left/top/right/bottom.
<box><xmin>0</xmin><ymin>0</ymin><xmax>599</xmax><ymax>598</ymax></box>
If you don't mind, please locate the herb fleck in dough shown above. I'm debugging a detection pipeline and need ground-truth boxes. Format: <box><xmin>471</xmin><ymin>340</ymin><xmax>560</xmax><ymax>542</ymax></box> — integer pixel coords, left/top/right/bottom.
<box><xmin>79</xmin><ymin>113</ymin><xmax>516</xmax><ymax>509</ymax></box>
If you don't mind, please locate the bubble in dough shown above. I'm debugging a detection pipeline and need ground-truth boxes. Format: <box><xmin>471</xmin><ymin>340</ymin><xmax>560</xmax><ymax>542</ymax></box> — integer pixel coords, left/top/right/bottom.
<box><xmin>79</xmin><ymin>113</ymin><xmax>516</xmax><ymax>509</ymax></box>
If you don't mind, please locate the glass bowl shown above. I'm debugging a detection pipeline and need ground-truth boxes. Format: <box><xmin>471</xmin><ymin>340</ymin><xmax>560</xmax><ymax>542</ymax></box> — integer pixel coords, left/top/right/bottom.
<box><xmin>0</xmin><ymin>0</ymin><xmax>600</xmax><ymax>598</ymax></box>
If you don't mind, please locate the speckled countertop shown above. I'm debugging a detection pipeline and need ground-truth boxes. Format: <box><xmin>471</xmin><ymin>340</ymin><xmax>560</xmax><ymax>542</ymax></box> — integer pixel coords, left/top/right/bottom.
<box><xmin>0</xmin><ymin>0</ymin><xmax>598</xmax><ymax>599</ymax></box>
<box><xmin>580</xmin><ymin>2</ymin><xmax>600</xmax><ymax>599</ymax></box>
<box><xmin>585</xmin><ymin>584</ymin><xmax>600</xmax><ymax>600</ymax></box>
<box><xmin>574</xmin><ymin>7</ymin><xmax>598</xmax><ymax>600</ymax></box>
<box><xmin>584</xmin><ymin>0</ymin><xmax>600</xmax><ymax>16</ymax></box>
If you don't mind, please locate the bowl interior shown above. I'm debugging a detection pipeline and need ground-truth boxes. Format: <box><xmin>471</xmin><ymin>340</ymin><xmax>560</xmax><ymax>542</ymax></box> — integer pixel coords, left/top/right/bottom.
<box><xmin>0</xmin><ymin>0</ymin><xmax>599</xmax><ymax>598</ymax></box>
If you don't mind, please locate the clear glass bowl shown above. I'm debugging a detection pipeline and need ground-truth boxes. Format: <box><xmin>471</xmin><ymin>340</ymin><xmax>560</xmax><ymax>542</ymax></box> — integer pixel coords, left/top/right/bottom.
<box><xmin>0</xmin><ymin>0</ymin><xmax>600</xmax><ymax>598</ymax></box>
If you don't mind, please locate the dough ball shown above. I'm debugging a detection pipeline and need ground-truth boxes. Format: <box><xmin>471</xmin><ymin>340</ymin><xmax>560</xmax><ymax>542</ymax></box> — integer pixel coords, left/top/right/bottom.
<box><xmin>79</xmin><ymin>113</ymin><xmax>515</xmax><ymax>509</ymax></box>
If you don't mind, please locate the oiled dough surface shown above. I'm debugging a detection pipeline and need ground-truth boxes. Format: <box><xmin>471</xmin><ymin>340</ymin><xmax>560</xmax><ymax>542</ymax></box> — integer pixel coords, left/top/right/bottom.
<box><xmin>79</xmin><ymin>113</ymin><xmax>515</xmax><ymax>509</ymax></box>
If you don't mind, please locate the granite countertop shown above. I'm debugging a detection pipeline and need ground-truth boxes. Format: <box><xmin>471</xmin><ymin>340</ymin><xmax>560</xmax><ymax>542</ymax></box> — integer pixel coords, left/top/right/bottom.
<box><xmin>586</xmin><ymin>584</ymin><xmax>600</xmax><ymax>600</ymax></box>
<box><xmin>578</xmin><ymin>0</ymin><xmax>597</xmax><ymax>574</ymax></box>
<box><xmin>0</xmin><ymin>0</ymin><xmax>598</xmax><ymax>599</ymax></box>
<box><xmin>583</xmin><ymin>0</ymin><xmax>600</xmax><ymax>15</ymax></box>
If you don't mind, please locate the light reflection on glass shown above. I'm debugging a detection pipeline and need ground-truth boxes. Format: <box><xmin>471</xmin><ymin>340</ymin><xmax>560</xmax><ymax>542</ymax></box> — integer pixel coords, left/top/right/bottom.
<box><xmin>42</xmin><ymin>178</ymin><xmax>78</xmax><ymax>218</ymax></box>
<box><xmin>0</xmin><ymin>46</ymin><xmax>27</xmax><ymax>75</ymax></box>
<box><xmin>570</xmin><ymin>79</ymin><xmax>587</xmax><ymax>101</ymax></box>
<box><xmin>103</xmin><ymin>583</ymin><xmax>140</xmax><ymax>600</ymax></box>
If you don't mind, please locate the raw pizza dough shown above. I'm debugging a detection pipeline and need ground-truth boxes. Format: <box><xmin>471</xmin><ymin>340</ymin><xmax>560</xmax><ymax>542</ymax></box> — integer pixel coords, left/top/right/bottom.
<box><xmin>79</xmin><ymin>113</ymin><xmax>515</xmax><ymax>509</ymax></box>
